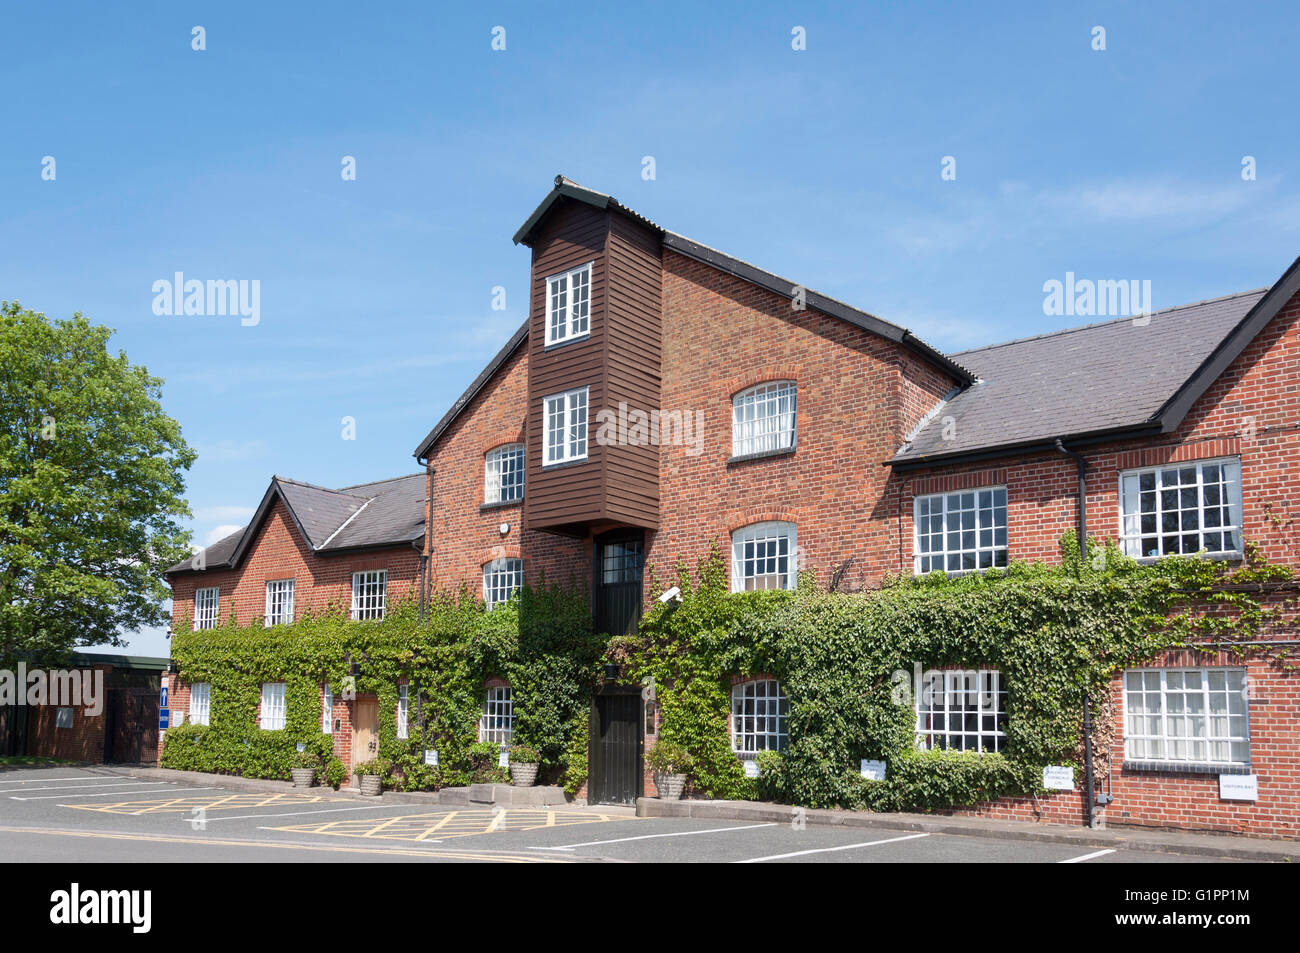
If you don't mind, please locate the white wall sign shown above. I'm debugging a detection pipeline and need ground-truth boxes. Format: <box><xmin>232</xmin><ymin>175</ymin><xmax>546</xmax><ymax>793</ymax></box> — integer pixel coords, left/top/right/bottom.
<box><xmin>1043</xmin><ymin>766</ymin><xmax>1075</xmax><ymax>791</ymax></box>
<box><xmin>1219</xmin><ymin>774</ymin><xmax>1258</xmax><ymax>801</ymax></box>
<box><xmin>860</xmin><ymin>759</ymin><xmax>886</xmax><ymax>781</ymax></box>
<box><xmin>498</xmin><ymin>749</ymin><xmax>509</xmax><ymax>768</ymax></box>
<box><xmin>743</xmin><ymin>760</ymin><xmax>760</xmax><ymax>778</ymax></box>
<box><xmin>424</xmin><ymin>749</ymin><xmax>438</xmax><ymax>767</ymax></box>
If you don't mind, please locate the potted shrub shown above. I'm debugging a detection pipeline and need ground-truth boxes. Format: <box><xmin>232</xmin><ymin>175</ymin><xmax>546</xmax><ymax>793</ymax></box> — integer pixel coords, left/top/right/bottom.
<box><xmin>646</xmin><ymin>739</ymin><xmax>693</xmax><ymax>800</ymax></box>
<box><xmin>508</xmin><ymin>744</ymin><xmax>541</xmax><ymax>787</ymax></box>
<box><xmin>290</xmin><ymin>750</ymin><xmax>319</xmax><ymax>789</ymax></box>
<box><xmin>353</xmin><ymin>758</ymin><xmax>390</xmax><ymax>797</ymax></box>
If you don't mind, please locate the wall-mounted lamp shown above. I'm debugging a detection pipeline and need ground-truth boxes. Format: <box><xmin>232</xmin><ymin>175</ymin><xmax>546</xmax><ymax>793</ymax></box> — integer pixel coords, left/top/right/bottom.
<box><xmin>498</xmin><ymin>521</ymin><xmax>510</xmax><ymax>536</ymax></box>
<box><xmin>604</xmin><ymin>663</ymin><xmax>621</xmax><ymax>683</ymax></box>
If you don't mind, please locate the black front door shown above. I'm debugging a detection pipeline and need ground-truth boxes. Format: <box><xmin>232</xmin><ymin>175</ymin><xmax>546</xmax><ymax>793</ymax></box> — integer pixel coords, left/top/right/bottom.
<box><xmin>589</xmin><ymin>690</ymin><xmax>643</xmax><ymax>805</ymax></box>
<box><xmin>594</xmin><ymin>532</ymin><xmax>644</xmax><ymax>636</ymax></box>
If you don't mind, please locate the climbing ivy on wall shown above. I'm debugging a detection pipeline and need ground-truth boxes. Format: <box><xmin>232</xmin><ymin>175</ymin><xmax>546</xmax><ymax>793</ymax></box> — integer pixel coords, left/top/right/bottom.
<box><xmin>162</xmin><ymin>584</ymin><xmax>604</xmax><ymax>792</ymax></box>
<box><xmin>625</xmin><ymin>533</ymin><xmax>1294</xmax><ymax>811</ymax></box>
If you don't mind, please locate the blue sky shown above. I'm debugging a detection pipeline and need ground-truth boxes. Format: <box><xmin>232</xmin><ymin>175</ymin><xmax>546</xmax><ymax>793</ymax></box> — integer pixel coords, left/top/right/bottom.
<box><xmin>2</xmin><ymin>1</ymin><xmax>1297</xmax><ymax>656</ymax></box>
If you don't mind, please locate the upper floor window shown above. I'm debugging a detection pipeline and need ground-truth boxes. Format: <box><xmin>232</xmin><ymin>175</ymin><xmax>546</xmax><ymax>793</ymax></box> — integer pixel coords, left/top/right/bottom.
<box><xmin>483</xmin><ymin>557</ymin><xmax>524</xmax><ymax>609</ymax></box>
<box><xmin>351</xmin><ymin>570</ymin><xmax>386</xmax><ymax>621</ymax></box>
<box><xmin>1123</xmin><ymin>668</ymin><xmax>1249</xmax><ymax>766</ymax></box>
<box><xmin>264</xmin><ymin>578</ymin><xmax>295</xmax><ymax>627</ymax></box>
<box><xmin>485</xmin><ymin>443</ymin><xmax>525</xmax><ymax>504</ymax></box>
<box><xmin>1119</xmin><ymin>458</ymin><xmax>1242</xmax><ymax>560</ymax></box>
<box><xmin>914</xmin><ymin>487</ymin><xmax>1008</xmax><ymax>574</ymax></box>
<box><xmin>194</xmin><ymin>587</ymin><xmax>219</xmax><ymax>630</ymax></box>
<box><xmin>732</xmin><ymin>381</ymin><xmax>797</xmax><ymax>457</ymax></box>
<box><xmin>916</xmin><ymin>668</ymin><xmax>1008</xmax><ymax>753</ymax></box>
<box><xmin>480</xmin><ymin>685</ymin><xmax>514</xmax><ymax>745</ymax></box>
<box><xmin>545</xmin><ymin>262</ymin><xmax>592</xmax><ymax>345</ymax></box>
<box><xmin>188</xmin><ymin>682</ymin><xmax>211</xmax><ymax>726</ymax></box>
<box><xmin>543</xmin><ymin>387</ymin><xmax>588</xmax><ymax>465</ymax></box>
<box><xmin>731</xmin><ymin>679</ymin><xmax>788</xmax><ymax>754</ymax></box>
<box><xmin>259</xmin><ymin>682</ymin><xmax>286</xmax><ymax>731</ymax></box>
<box><xmin>731</xmin><ymin>521</ymin><xmax>797</xmax><ymax>592</ymax></box>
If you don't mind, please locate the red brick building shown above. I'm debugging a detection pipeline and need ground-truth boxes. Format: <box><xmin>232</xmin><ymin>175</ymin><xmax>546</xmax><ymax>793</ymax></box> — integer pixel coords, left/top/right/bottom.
<box><xmin>171</xmin><ymin>176</ymin><xmax>1299</xmax><ymax>835</ymax></box>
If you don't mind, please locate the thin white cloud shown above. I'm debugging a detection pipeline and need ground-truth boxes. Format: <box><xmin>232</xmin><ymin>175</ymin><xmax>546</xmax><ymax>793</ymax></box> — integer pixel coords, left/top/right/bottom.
<box><xmin>205</xmin><ymin>524</ymin><xmax>243</xmax><ymax>545</ymax></box>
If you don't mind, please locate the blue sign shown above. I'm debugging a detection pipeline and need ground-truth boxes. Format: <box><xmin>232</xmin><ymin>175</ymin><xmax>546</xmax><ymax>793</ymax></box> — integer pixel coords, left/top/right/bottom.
<box><xmin>160</xmin><ymin>686</ymin><xmax>169</xmax><ymax>708</ymax></box>
<box><xmin>159</xmin><ymin>708</ymin><xmax>170</xmax><ymax>730</ymax></box>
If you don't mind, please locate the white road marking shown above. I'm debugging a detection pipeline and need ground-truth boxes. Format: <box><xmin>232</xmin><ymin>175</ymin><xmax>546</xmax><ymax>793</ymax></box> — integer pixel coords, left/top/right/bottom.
<box><xmin>18</xmin><ymin>787</ymin><xmax>220</xmax><ymax>802</ymax></box>
<box><xmin>202</xmin><ymin>804</ymin><xmax>401</xmax><ymax>822</ymax></box>
<box><xmin>529</xmin><ymin>822</ymin><xmax>778</xmax><ymax>851</ymax></box>
<box><xmin>0</xmin><ymin>776</ymin><xmax>121</xmax><ymax>784</ymax></box>
<box><xmin>1058</xmin><ymin>848</ymin><xmax>1117</xmax><ymax>864</ymax></box>
<box><xmin>735</xmin><ymin>831</ymin><xmax>932</xmax><ymax>863</ymax></box>
<box><xmin>0</xmin><ymin>780</ymin><xmax>171</xmax><ymax>795</ymax></box>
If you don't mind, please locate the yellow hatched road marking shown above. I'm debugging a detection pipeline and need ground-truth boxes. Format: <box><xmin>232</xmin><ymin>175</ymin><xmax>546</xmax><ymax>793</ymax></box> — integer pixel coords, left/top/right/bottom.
<box><xmin>64</xmin><ymin>792</ymin><xmax>352</xmax><ymax>815</ymax></box>
<box><xmin>269</xmin><ymin>809</ymin><xmax>629</xmax><ymax>843</ymax></box>
<box><xmin>486</xmin><ymin>810</ymin><xmax>507</xmax><ymax>832</ymax></box>
<box><xmin>416</xmin><ymin>811</ymin><xmax>459</xmax><ymax>841</ymax></box>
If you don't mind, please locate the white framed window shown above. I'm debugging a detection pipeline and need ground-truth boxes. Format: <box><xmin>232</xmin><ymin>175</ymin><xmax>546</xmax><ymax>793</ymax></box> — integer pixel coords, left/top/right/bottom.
<box><xmin>1123</xmin><ymin>668</ymin><xmax>1249</xmax><ymax>766</ymax></box>
<box><xmin>480</xmin><ymin>685</ymin><xmax>514</xmax><ymax>745</ymax></box>
<box><xmin>914</xmin><ymin>487</ymin><xmax>1008</xmax><ymax>574</ymax></box>
<box><xmin>55</xmin><ymin>707</ymin><xmax>74</xmax><ymax>729</ymax></box>
<box><xmin>732</xmin><ymin>381</ymin><xmax>797</xmax><ymax>457</ymax></box>
<box><xmin>543</xmin><ymin>387</ymin><xmax>588</xmax><ymax>465</ymax></box>
<box><xmin>483</xmin><ymin>557</ymin><xmax>524</xmax><ymax>609</ymax></box>
<box><xmin>322</xmin><ymin>684</ymin><xmax>333</xmax><ymax>734</ymax></box>
<box><xmin>731</xmin><ymin>679</ymin><xmax>788</xmax><ymax>754</ymax></box>
<box><xmin>916</xmin><ymin>669</ymin><xmax>1008</xmax><ymax>753</ymax></box>
<box><xmin>188</xmin><ymin>682</ymin><xmax>211</xmax><ymax>727</ymax></box>
<box><xmin>545</xmin><ymin>262</ymin><xmax>592</xmax><ymax>345</ymax></box>
<box><xmin>351</xmin><ymin>570</ymin><xmax>386</xmax><ymax>620</ymax></box>
<box><xmin>731</xmin><ymin>522</ymin><xmax>797</xmax><ymax>592</ymax></box>
<box><xmin>485</xmin><ymin>443</ymin><xmax>525</xmax><ymax>504</ymax></box>
<box><xmin>259</xmin><ymin>682</ymin><xmax>286</xmax><ymax>731</ymax></box>
<box><xmin>397</xmin><ymin>684</ymin><xmax>409</xmax><ymax>739</ymax></box>
<box><xmin>1119</xmin><ymin>458</ymin><xmax>1243</xmax><ymax>560</ymax></box>
<box><xmin>194</xmin><ymin>587</ymin><xmax>219</xmax><ymax>630</ymax></box>
<box><xmin>264</xmin><ymin>578</ymin><xmax>295</xmax><ymax>626</ymax></box>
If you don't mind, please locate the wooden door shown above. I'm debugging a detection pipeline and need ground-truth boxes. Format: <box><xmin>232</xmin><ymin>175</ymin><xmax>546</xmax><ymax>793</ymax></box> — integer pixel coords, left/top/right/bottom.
<box><xmin>588</xmin><ymin>690</ymin><xmax>643</xmax><ymax>805</ymax></box>
<box><xmin>352</xmin><ymin>697</ymin><xmax>378</xmax><ymax>777</ymax></box>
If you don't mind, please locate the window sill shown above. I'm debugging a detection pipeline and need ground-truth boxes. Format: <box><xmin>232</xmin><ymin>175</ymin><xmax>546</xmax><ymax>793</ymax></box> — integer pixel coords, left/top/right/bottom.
<box><xmin>1122</xmin><ymin>760</ymin><xmax>1251</xmax><ymax>776</ymax></box>
<box><xmin>480</xmin><ymin>499</ymin><xmax>522</xmax><ymax>513</ymax></box>
<box><xmin>543</xmin><ymin>333</ymin><xmax>591</xmax><ymax>351</ymax></box>
<box><xmin>727</xmin><ymin>446</ymin><xmax>796</xmax><ymax>466</ymax></box>
<box><xmin>1129</xmin><ymin>551</ymin><xmax>1244</xmax><ymax>565</ymax></box>
<box><xmin>541</xmin><ymin>457</ymin><xmax>589</xmax><ymax>471</ymax></box>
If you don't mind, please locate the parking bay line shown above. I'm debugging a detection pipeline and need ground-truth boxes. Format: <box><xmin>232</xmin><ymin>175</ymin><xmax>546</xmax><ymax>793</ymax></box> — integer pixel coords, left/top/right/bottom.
<box><xmin>1058</xmin><ymin>848</ymin><xmax>1117</xmax><ymax>864</ymax></box>
<box><xmin>197</xmin><ymin>803</ymin><xmax>404</xmax><ymax>822</ymax></box>
<box><xmin>529</xmin><ymin>822</ymin><xmax>779</xmax><ymax>851</ymax></box>
<box><xmin>0</xmin><ymin>780</ymin><xmax>173</xmax><ymax>795</ymax></box>
<box><xmin>23</xmin><ymin>787</ymin><xmax>221</xmax><ymax>802</ymax></box>
<box><xmin>735</xmin><ymin>831</ymin><xmax>932</xmax><ymax>863</ymax></box>
<box><xmin>0</xmin><ymin>776</ymin><xmax>133</xmax><ymax>784</ymax></box>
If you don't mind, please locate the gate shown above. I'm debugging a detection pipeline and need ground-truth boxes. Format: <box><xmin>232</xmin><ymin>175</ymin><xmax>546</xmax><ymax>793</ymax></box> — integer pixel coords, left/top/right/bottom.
<box><xmin>104</xmin><ymin>689</ymin><xmax>159</xmax><ymax>764</ymax></box>
<box><xmin>588</xmin><ymin>690</ymin><xmax>643</xmax><ymax>805</ymax></box>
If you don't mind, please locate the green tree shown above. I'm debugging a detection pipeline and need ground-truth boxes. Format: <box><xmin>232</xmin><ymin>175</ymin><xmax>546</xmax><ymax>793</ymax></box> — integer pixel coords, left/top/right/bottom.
<box><xmin>0</xmin><ymin>302</ymin><xmax>195</xmax><ymax>662</ymax></box>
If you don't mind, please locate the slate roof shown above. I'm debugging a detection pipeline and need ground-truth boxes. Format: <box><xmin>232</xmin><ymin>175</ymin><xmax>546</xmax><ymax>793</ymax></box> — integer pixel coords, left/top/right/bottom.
<box><xmin>167</xmin><ymin>473</ymin><xmax>425</xmax><ymax>575</ymax></box>
<box><xmin>891</xmin><ymin>290</ymin><xmax>1270</xmax><ymax>466</ymax></box>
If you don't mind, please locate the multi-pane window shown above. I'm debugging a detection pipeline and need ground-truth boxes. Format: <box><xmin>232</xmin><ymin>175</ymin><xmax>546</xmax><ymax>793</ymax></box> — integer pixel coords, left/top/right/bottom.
<box><xmin>731</xmin><ymin>522</ymin><xmax>797</xmax><ymax>592</ymax></box>
<box><xmin>914</xmin><ymin>487</ymin><xmax>1009</xmax><ymax>574</ymax></box>
<box><xmin>485</xmin><ymin>444</ymin><xmax>525</xmax><ymax>504</ymax></box>
<box><xmin>397</xmin><ymin>684</ymin><xmax>409</xmax><ymax>739</ymax></box>
<box><xmin>264</xmin><ymin>579</ymin><xmax>295</xmax><ymax>627</ymax></box>
<box><xmin>480</xmin><ymin>686</ymin><xmax>514</xmax><ymax>745</ymax></box>
<box><xmin>1123</xmin><ymin>668</ymin><xmax>1249</xmax><ymax>766</ymax></box>
<box><xmin>259</xmin><ymin>682</ymin><xmax>286</xmax><ymax>731</ymax></box>
<box><xmin>351</xmin><ymin>570</ymin><xmax>387</xmax><ymax>620</ymax></box>
<box><xmin>322</xmin><ymin>684</ymin><xmax>333</xmax><ymax>734</ymax></box>
<box><xmin>188</xmin><ymin>682</ymin><xmax>211</xmax><ymax>727</ymax></box>
<box><xmin>194</xmin><ymin>587</ymin><xmax>219</xmax><ymax>630</ymax></box>
<box><xmin>483</xmin><ymin>557</ymin><xmax>524</xmax><ymax>609</ymax></box>
<box><xmin>545</xmin><ymin>262</ymin><xmax>592</xmax><ymax>345</ymax></box>
<box><xmin>916</xmin><ymin>669</ymin><xmax>1008</xmax><ymax>753</ymax></box>
<box><xmin>601</xmin><ymin>540</ymin><xmax>644</xmax><ymax>584</ymax></box>
<box><xmin>732</xmin><ymin>381</ymin><xmax>797</xmax><ymax>457</ymax></box>
<box><xmin>543</xmin><ymin>387</ymin><xmax>588</xmax><ymax>465</ymax></box>
<box><xmin>1119</xmin><ymin>459</ymin><xmax>1243</xmax><ymax>560</ymax></box>
<box><xmin>731</xmin><ymin>680</ymin><xmax>788</xmax><ymax>754</ymax></box>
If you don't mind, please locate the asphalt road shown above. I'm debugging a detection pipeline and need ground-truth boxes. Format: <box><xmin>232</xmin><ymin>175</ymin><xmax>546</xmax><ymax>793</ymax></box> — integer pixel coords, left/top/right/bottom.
<box><xmin>0</xmin><ymin>766</ymin><xmax>1239</xmax><ymax>864</ymax></box>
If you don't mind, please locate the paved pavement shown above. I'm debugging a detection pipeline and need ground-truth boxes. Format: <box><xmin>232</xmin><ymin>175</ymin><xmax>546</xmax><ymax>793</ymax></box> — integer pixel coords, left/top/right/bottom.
<box><xmin>0</xmin><ymin>765</ymin><xmax>1271</xmax><ymax>864</ymax></box>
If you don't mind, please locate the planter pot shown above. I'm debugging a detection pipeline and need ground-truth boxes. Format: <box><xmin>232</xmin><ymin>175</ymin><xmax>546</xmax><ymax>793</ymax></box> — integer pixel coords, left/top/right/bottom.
<box><xmin>290</xmin><ymin>767</ymin><xmax>316</xmax><ymax>789</ymax></box>
<box><xmin>654</xmin><ymin>772</ymin><xmax>687</xmax><ymax>800</ymax></box>
<box><xmin>359</xmin><ymin>775</ymin><xmax>383</xmax><ymax>797</ymax></box>
<box><xmin>511</xmin><ymin>763</ymin><xmax>539</xmax><ymax>787</ymax></box>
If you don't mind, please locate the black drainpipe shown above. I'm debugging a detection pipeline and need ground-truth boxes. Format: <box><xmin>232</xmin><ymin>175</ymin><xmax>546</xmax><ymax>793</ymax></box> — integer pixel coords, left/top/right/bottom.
<box><xmin>1055</xmin><ymin>438</ymin><xmax>1098</xmax><ymax>828</ymax></box>
<box><xmin>419</xmin><ymin>461</ymin><xmax>435</xmax><ymax>622</ymax></box>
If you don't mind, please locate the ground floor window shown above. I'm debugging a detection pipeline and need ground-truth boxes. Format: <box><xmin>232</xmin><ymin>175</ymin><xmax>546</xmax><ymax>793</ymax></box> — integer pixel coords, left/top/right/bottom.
<box><xmin>731</xmin><ymin>679</ymin><xmax>788</xmax><ymax>753</ymax></box>
<box><xmin>916</xmin><ymin>668</ymin><xmax>1007</xmax><ymax>753</ymax></box>
<box><xmin>189</xmin><ymin>682</ymin><xmax>211</xmax><ymax>726</ymax></box>
<box><xmin>259</xmin><ymin>682</ymin><xmax>286</xmax><ymax>730</ymax></box>
<box><xmin>397</xmin><ymin>684</ymin><xmax>409</xmax><ymax>739</ymax></box>
<box><xmin>1123</xmin><ymin>667</ymin><xmax>1249</xmax><ymax>766</ymax></box>
<box><xmin>480</xmin><ymin>685</ymin><xmax>513</xmax><ymax>745</ymax></box>
<box><xmin>322</xmin><ymin>684</ymin><xmax>333</xmax><ymax>734</ymax></box>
